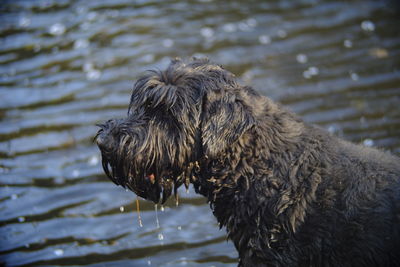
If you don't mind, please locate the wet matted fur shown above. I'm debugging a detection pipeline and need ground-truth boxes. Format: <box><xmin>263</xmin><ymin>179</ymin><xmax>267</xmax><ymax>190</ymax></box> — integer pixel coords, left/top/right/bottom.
<box><xmin>95</xmin><ymin>58</ymin><xmax>400</xmax><ymax>266</ymax></box>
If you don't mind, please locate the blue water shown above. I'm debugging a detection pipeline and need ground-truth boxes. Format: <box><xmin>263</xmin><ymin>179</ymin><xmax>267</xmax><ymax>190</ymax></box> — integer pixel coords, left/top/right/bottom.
<box><xmin>1</xmin><ymin>0</ymin><xmax>399</xmax><ymax>266</ymax></box>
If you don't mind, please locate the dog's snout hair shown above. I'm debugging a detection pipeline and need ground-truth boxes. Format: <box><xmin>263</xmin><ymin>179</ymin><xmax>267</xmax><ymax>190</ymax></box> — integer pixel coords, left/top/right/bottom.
<box><xmin>96</xmin><ymin>58</ymin><xmax>400</xmax><ymax>266</ymax></box>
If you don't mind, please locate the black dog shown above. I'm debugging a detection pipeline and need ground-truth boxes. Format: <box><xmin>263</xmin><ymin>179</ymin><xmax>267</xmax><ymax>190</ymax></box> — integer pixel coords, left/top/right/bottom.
<box><xmin>96</xmin><ymin>58</ymin><xmax>400</xmax><ymax>266</ymax></box>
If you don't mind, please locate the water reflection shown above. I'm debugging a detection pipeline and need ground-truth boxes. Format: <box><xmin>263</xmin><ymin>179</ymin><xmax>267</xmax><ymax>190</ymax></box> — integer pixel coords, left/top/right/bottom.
<box><xmin>1</xmin><ymin>0</ymin><xmax>399</xmax><ymax>266</ymax></box>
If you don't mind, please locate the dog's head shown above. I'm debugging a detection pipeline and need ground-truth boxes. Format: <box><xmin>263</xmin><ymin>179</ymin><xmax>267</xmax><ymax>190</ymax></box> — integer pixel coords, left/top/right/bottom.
<box><xmin>95</xmin><ymin>58</ymin><xmax>256</xmax><ymax>203</ymax></box>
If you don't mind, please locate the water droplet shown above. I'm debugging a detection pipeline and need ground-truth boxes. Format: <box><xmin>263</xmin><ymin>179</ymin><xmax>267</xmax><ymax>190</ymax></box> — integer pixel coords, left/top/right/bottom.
<box><xmin>343</xmin><ymin>39</ymin><xmax>353</xmax><ymax>48</ymax></box>
<box><xmin>179</xmin><ymin>257</ymin><xmax>188</xmax><ymax>265</ymax></box>
<box><xmin>238</xmin><ymin>21</ymin><xmax>251</xmax><ymax>31</ymax></box>
<box><xmin>177</xmin><ymin>226</ymin><xmax>182</xmax><ymax>230</ymax></box>
<box><xmin>74</xmin><ymin>39</ymin><xmax>89</xmax><ymax>49</ymax></box>
<box><xmin>18</xmin><ymin>217</ymin><xmax>25</xmax><ymax>223</ymax></box>
<box><xmin>49</xmin><ymin>23</ymin><xmax>66</xmax><ymax>36</ymax></box>
<box><xmin>303</xmin><ymin>66</ymin><xmax>319</xmax><ymax>79</ymax></box>
<box><xmin>120</xmin><ymin>206</ymin><xmax>124</xmax><ymax>212</ymax></box>
<box><xmin>87</xmin><ymin>11</ymin><xmax>97</xmax><ymax>22</ymax></box>
<box><xmin>258</xmin><ymin>35</ymin><xmax>271</xmax><ymax>45</ymax></box>
<box><xmin>158</xmin><ymin>233</ymin><xmax>164</xmax><ymax>240</ymax></box>
<box><xmin>361</xmin><ymin>20</ymin><xmax>375</xmax><ymax>32</ymax></box>
<box><xmin>155</xmin><ymin>204</ymin><xmax>160</xmax><ymax>228</ymax></box>
<box><xmin>308</xmin><ymin>66</ymin><xmax>319</xmax><ymax>76</ymax></box>
<box><xmin>54</xmin><ymin>249</ymin><xmax>64</xmax><ymax>256</ymax></box>
<box><xmin>11</xmin><ymin>194</ymin><xmax>18</xmax><ymax>200</ymax></box>
<box><xmin>160</xmin><ymin>205</ymin><xmax>165</xmax><ymax>212</ymax></box>
<box><xmin>296</xmin><ymin>54</ymin><xmax>308</xmax><ymax>64</ymax></box>
<box><xmin>363</xmin><ymin>138</ymin><xmax>374</xmax><ymax>147</ymax></box>
<box><xmin>303</xmin><ymin>70</ymin><xmax>311</xmax><ymax>79</ymax></box>
<box><xmin>147</xmin><ymin>260</ymin><xmax>152</xmax><ymax>265</ymax></box>
<box><xmin>136</xmin><ymin>197</ymin><xmax>143</xmax><ymax>227</ymax></box>
<box><xmin>88</xmin><ymin>155</ymin><xmax>99</xmax><ymax>166</ymax></box>
<box><xmin>19</xmin><ymin>17</ymin><xmax>31</xmax><ymax>28</ymax></box>
<box><xmin>162</xmin><ymin>39</ymin><xmax>174</xmax><ymax>48</ymax></box>
<box><xmin>222</xmin><ymin>23</ymin><xmax>236</xmax><ymax>33</ymax></box>
<box><xmin>72</xmin><ymin>169</ymin><xmax>80</xmax><ymax>178</ymax></box>
<box><xmin>277</xmin><ymin>29</ymin><xmax>287</xmax><ymax>38</ymax></box>
<box><xmin>200</xmin><ymin>27</ymin><xmax>214</xmax><ymax>38</ymax></box>
<box><xmin>350</xmin><ymin>72</ymin><xmax>359</xmax><ymax>81</ymax></box>
<box><xmin>327</xmin><ymin>125</ymin><xmax>339</xmax><ymax>134</ymax></box>
<box><xmin>86</xmin><ymin>69</ymin><xmax>101</xmax><ymax>80</ymax></box>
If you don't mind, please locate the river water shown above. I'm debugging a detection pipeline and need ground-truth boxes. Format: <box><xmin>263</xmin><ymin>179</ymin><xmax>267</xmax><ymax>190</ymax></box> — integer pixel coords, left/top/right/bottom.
<box><xmin>1</xmin><ymin>0</ymin><xmax>399</xmax><ymax>266</ymax></box>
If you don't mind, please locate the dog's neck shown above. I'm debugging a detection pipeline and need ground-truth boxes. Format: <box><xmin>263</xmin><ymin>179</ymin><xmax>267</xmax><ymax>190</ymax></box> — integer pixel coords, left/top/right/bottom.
<box><xmin>191</xmin><ymin>99</ymin><xmax>325</xmax><ymax>252</ymax></box>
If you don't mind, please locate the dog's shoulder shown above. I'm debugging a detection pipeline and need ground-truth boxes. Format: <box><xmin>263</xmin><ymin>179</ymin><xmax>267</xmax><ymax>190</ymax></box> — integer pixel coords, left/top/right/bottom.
<box><xmin>337</xmin><ymin>138</ymin><xmax>400</xmax><ymax>176</ymax></box>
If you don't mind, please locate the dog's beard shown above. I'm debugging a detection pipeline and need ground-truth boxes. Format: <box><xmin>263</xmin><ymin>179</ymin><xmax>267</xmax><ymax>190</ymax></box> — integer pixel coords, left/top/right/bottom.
<box><xmin>96</xmin><ymin>125</ymin><xmax>187</xmax><ymax>204</ymax></box>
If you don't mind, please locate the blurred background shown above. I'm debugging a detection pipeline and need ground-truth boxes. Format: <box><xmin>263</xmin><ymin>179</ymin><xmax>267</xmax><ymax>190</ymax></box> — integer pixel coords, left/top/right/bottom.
<box><xmin>1</xmin><ymin>0</ymin><xmax>399</xmax><ymax>266</ymax></box>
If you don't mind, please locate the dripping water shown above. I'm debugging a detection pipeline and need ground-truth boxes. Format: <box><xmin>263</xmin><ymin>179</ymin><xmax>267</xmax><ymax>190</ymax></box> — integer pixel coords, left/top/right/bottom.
<box><xmin>136</xmin><ymin>197</ymin><xmax>143</xmax><ymax>227</ymax></box>
<box><xmin>175</xmin><ymin>193</ymin><xmax>179</xmax><ymax>206</ymax></box>
<box><xmin>154</xmin><ymin>204</ymin><xmax>160</xmax><ymax>229</ymax></box>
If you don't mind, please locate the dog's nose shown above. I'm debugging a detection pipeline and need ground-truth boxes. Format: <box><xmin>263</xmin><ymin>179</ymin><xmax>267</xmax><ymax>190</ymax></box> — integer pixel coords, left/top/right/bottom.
<box><xmin>95</xmin><ymin>132</ymin><xmax>106</xmax><ymax>148</ymax></box>
<box><xmin>95</xmin><ymin>129</ymin><xmax>112</xmax><ymax>152</ymax></box>
<box><xmin>95</xmin><ymin>119</ymin><xmax>120</xmax><ymax>150</ymax></box>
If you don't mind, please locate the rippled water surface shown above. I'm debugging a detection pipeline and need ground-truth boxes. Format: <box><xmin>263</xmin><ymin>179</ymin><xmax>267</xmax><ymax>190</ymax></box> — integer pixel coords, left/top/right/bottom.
<box><xmin>1</xmin><ymin>0</ymin><xmax>399</xmax><ymax>266</ymax></box>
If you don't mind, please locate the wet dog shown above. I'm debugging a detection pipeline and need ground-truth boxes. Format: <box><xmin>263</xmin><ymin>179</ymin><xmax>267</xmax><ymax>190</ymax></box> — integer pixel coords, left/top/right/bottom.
<box><xmin>95</xmin><ymin>58</ymin><xmax>400</xmax><ymax>266</ymax></box>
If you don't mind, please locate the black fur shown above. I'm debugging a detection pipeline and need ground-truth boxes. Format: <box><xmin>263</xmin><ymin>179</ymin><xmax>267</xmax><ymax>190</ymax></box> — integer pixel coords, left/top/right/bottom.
<box><xmin>95</xmin><ymin>58</ymin><xmax>400</xmax><ymax>266</ymax></box>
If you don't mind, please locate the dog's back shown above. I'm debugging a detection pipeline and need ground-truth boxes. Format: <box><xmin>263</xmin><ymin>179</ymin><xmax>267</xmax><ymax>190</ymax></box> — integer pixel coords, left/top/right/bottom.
<box><xmin>300</xmin><ymin>126</ymin><xmax>400</xmax><ymax>266</ymax></box>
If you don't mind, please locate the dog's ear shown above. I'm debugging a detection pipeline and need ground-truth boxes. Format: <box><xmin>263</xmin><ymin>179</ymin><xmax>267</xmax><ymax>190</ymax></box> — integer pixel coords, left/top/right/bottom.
<box><xmin>201</xmin><ymin>92</ymin><xmax>255</xmax><ymax>157</ymax></box>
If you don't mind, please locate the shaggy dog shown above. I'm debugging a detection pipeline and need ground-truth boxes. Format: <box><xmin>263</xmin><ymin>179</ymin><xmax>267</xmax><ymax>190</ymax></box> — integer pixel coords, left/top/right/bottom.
<box><xmin>95</xmin><ymin>58</ymin><xmax>400</xmax><ymax>266</ymax></box>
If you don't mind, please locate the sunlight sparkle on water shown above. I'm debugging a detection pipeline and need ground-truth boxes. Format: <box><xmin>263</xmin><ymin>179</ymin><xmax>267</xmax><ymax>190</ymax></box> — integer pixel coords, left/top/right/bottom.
<box><xmin>49</xmin><ymin>23</ymin><xmax>66</xmax><ymax>36</ymax></box>
<box><xmin>201</xmin><ymin>27</ymin><xmax>214</xmax><ymax>38</ymax></box>
<box><xmin>74</xmin><ymin>39</ymin><xmax>90</xmax><ymax>50</ymax></box>
<box><xmin>361</xmin><ymin>20</ymin><xmax>375</xmax><ymax>32</ymax></box>
<box><xmin>259</xmin><ymin>35</ymin><xmax>271</xmax><ymax>45</ymax></box>
<box><xmin>363</xmin><ymin>139</ymin><xmax>374</xmax><ymax>147</ymax></box>
<box><xmin>158</xmin><ymin>233</ymin><xmax>164</xmax><ymax>240</ymax></box>
<box><xmin>222</xmin><ymin>23</ymin><xmax>237</xmax><ymax>32</ymax></box>
<box><xmin>343</xmin><ymin>39</ymin><xmax>353</xmax><ymax>48</ymax></box>
<box><xmin>19</xmin><ymin>17</ymin><xmax>31</xmax><ymax>28</ymax></box>
<box><xmin>303</xmin><ymin>66</ymin><xmax>319</xmax><ymax>79</ymax></box>
<box><xmin>296</xmin><ymin>54</ymin><xmax>308</xmax><ymax>64</ymax></box>
<box><xmin>54</xmin><ymin>249</ymin><xmax>64</xmax><ymax>256</ymax></box>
